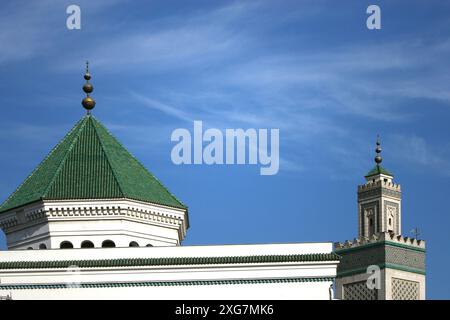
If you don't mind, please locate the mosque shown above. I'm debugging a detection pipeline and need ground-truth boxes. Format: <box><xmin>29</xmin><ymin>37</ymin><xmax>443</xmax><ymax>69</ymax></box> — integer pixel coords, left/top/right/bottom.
<box><xmin>0</xmin><ymin>64</ymin><xmax>425</xmax><ymax>300</ymax></box>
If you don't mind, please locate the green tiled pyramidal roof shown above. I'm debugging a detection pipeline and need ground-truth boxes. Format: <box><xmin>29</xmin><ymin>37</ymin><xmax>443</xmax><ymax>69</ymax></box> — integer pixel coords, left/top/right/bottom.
<box><xmin>0</xmin><ymin>115</ymin><xmax>186</xmax><ymax>213</ymax></box>
<box><xmin>365</xmin><ymin>165</ymin><xmax>393</xmax><ymax>178</ymax></box>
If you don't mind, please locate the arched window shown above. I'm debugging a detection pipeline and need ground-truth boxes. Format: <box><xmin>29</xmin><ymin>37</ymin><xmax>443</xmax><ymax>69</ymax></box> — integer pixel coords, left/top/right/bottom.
<box><xmin>146</xmin><ymin>244</ymin><xmax>153</xmax><ymax>247</ymax></box>
<box><xmin>102</xmin><ymin>240</ymin><xmax>116</xmax><ymax>248</ymax></box>
<box><xmin>39</xmin><ymin>243</ymin><xmax>47</xmax><ymax>249</ymax></box>
<box><xmin>27</xmin><ymin>247</ymin><xmax>33</xmax><ymax>250</ymax></box>
<box><xmin>81</xmin><ymin>240</ymin><xmax>94</xmax><ymax>248</ymax></box>
<box><xmin>60</xmin><ymin>241</ymin><xmax>74</xmax><ymax>249</ymax></box>
<box><xmin>129</xmin><ymin>241</ymin><xmax>139</xmax><ymax>247</ymax></box>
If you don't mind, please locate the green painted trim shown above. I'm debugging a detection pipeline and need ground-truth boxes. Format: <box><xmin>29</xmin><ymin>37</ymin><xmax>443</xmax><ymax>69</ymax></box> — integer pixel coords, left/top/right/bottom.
<box><xmin>365</xmin><ymin>165</ymin><xmax>393</xmax><ymax>178</ymax></box>
<box><xmin>383</xmin><ymin>263</ymin><xmax>426</xmax><ymax>275</ymax></box>
<box><xmin>0</xmin><ymin>277</ymin><xmax>334</xmax><ymax>290</ymax></box>
<box><xmin>335</xmin><ymin>240</ymin><xmax>426</xmax><ymax>254</ymax></box>
<box><xmin>0</xmin><ymin>253</ymin><xmax>340</xmax><ymax>270</ymax></box>
<box><xmin>337</xmin><ymin>263</ymin><xmax>426</xmax><ymax>278</ymax></box>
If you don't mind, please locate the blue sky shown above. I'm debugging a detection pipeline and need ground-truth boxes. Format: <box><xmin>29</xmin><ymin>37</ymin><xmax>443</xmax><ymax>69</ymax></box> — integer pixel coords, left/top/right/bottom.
<box><xmin>0</xmin><ymin>0</ymin><xmax>449</xmax><ymax>298</ymax></box>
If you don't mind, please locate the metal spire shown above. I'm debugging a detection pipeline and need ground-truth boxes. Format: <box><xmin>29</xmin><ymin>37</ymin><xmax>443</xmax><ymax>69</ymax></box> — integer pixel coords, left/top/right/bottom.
<box><xmin>374</xmin><ymin>135</ymin><xmax>382</xmax><ymax>166</ymax></box>
<box><xmin>82</xmin><ymin>61</ymin><xmax>95</xmax><ymax>114</ymax></box>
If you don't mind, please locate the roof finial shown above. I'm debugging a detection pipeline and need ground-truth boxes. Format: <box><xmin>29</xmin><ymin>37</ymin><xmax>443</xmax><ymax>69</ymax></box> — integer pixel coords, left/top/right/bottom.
<box><xmin>374</xmin><ymin>134</ymin><xmax>382</xmax><ymax>166</ymax></box>
<box><xmin>82</xmin><ymin>61</ymin><xmax>95</xmax><ymax>114</ymax></box>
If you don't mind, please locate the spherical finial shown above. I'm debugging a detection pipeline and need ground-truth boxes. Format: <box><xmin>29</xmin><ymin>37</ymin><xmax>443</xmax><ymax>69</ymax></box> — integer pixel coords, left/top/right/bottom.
<box><xmin>83</xmin><ymin>83</ymin><xmax>93</xmax><ymax>94</ymax></box>
<box><xmin>375</xmin><ymin>155</ymin><xmax>382</xmax><ymax>164</ymax></box>
<box><xmin>82</xmin><ymin>97</ymin><xmax>96</xmax><ymax>110</ymax></box>
<box><xmin>82</xmin><ymin>61</ymin><xmax>95</xmax><ymax>113</ymax></box>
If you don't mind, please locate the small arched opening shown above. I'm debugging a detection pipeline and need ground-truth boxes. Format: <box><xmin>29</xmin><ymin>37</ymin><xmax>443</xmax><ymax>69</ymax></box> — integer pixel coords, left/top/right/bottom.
<box><xmin>146</xmin><ymin>244</ymin><xmax>153</xmax><ymax>247</ymax></box>
<box><xmin>129</xmin><ymin>241</ymin><xmax>139</xmax><ymax>247</ymax></box>
<box><xmin>39</xmin><ymin>243</ymin><xmax>47</xmax><ymax>250</ymax></box>
<box><xmin>60</xmin><ymin>241</ymin><xmax>74</xmax><ymax>249</ymax></box>
<box><xmin>81</xmin><ymin>240</ymin><xmax>95</xmax><ymax>248</ymax></box>
<box><xmin>27</xmin><ymin>247</ymin><xmax>33</xmax><ymax>250</ymax></box>
<box><xmin>102</xmin><ymin>240</ymin><xmax>116</xmax><ymax>248</ymax></box>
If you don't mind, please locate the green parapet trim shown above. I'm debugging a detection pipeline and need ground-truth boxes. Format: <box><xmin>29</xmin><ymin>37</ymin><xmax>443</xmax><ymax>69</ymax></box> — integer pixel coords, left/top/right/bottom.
<box><xmin>335</xmin><ymin>240</ymin><xmax>426</xmax><ymax>254</ymax></box>
<box><xmin>0</xmin><ymin>253</ymin><xmax>340</xmax><ymax>270</ymax></box>
<box><xmin>365</xmin><ymin>165</ymin><xmax>393</xmax><ymax>178</ymax></box>
<box><xmin>336</xmin><ymin>263</ymin><xmax>426</xmax><ymax>278</ymax></box>
<box><xmin>0</xmin><ymin>115</ymin><xmax>186</xmax><ymax>213</ymax></box>
<box><xmin>0</xmin><ymin>277</ymin><xmax>335</xmax><ymax>290</ymax></box>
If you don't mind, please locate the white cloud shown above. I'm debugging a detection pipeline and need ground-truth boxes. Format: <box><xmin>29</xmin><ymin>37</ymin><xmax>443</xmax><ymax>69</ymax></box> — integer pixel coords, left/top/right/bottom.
<box><xmin>4</xmin><ymin>1</ymin><xmax>450</xmax><ymax>179</ymax></box>
<box><xmin>0</xmin><ymin>0</ymin><xmax>130</xmax><ymax>65</ymax></box>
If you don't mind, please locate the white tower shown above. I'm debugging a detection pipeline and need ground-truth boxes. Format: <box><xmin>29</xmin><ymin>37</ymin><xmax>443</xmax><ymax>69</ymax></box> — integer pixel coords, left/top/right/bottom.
<box><xmin>358</xmin><ymin>137</ymin><xmax>401</xmax><ymax>238</ymax></box>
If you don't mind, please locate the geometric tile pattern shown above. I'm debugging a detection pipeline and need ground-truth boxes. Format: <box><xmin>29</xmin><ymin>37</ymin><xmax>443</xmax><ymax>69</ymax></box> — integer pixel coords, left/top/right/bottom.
<box><xmin>386</xmin><ymin>246</ymin><xmax>425</xmax><ymax>270</ymax></box>
<box><xmin>343</xmin><ymin>281</ymin><xmax>378</xmax><ymax>300</ymax></box>
<box><xmin>337</xmin><ymin>243</ymin><xmax>425</xmax><ymax>274</ymax></box>
<box><xmin>392</xmin><ymin>278</ymin><xmax>419</xmax><ymax>300</ymax></box>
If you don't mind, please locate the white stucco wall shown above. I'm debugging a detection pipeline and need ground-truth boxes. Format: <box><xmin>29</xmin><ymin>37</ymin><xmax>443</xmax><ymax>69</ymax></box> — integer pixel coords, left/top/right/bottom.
<box><xmin>1</xmin><ymin>281</ymin><xmax>333</xmax><ymax>300</ymax></box>
<box><xmin>0</xmin><ymin>242</ymin><xmax>338</xmax><ymax>300</ymax></box>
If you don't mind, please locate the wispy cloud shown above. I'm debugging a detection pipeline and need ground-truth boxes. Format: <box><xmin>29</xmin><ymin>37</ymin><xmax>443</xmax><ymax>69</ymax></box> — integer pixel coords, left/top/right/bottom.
<box><xmin>130</xmin><ymin>92</ymin><xmax>193</xmax><ymax>122</ymax></box>
<box><xmin>0</xmin><ymin>0</ymin><xmax>128</xmax><ymax>65</ymax></box>
<box><xmin>4</xmin><ymin>0</ymin><xmax>450</xmax><ymax>177</ymax></box>
<box><xmin>390</xmin><ymin>134</ymin><xmax>450</xmax><ymax>176</ymax></box>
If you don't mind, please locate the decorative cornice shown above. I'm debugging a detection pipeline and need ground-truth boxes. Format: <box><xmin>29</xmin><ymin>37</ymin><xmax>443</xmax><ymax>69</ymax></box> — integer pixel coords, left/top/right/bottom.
<box><xmin>25</xmin><ymin>208</ymin><xmax>46</xmax><ymax>222</ymax></box>
<box><xmin>0</xmin><ymin>277</ymin><xmax>334</xmax><ymax>290</ymax></box>
<box><xmin>0</xmin><ymin>200</ymin><xmax>187</xmax><ymax>237</ymax></box>
<box><xmin>335</xmin><ymin>232</ymin><xmax>425</xmax><ymax>252</ymax></box>
<box><xmin>336</xmin><ymin>240</ymin><xmax>425</xmax><ymax>253</ymax></box>
<box><xmin>358</xmin><ymin>180</ymin><xmax>401</xmax><ymax>192</ymax></box>
<box><xmin>0</xmin><ymin>215</ymin><xmax>18</xmax><ymax>229</ymax></box>
<box><xmin>358</xmin><ymin>188</ymin><xmax>401</xmax><ymax>201</ymax></box>
<box><xmin>46</xmin><ymin>204</ymin><xmax>183</xmax><ymax>227</ymax></box>
<box><xmin>0</xmin><ymin>253</ymin><xmax>340</xmax><ymax>270</ymax></box>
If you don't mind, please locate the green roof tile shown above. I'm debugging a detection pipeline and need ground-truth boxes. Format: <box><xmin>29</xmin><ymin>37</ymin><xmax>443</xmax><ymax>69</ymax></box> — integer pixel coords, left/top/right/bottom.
<box><xmin>365</xmin><ymin>165</ymin><xmax>393</xmax><ymax>178</ymax></box>
<box><xmin>0</xmin><ymin>115</ymin><xmax>186</xmax><ymax>213</ymax></box>
<box><xmin>0</xmin><ymin>277</ymin><xmax>335</xmax><ymax>290</ymax></box>
<box><xmin>0</xmin><ymin>253</ymin><xmax>341</xmax><ymax>270</ymax></box>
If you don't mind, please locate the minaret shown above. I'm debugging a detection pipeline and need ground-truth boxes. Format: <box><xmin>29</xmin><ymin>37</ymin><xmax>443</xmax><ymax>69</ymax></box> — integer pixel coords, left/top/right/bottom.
<box><xmin>334</xmin><ymin>137</ymin><xmax>426</xmax><ymax>300</ymax></box>
<box><xmin>357</xmin><ymin>136</ymin><xmax>401</xmax><ymax>238</ymax></box>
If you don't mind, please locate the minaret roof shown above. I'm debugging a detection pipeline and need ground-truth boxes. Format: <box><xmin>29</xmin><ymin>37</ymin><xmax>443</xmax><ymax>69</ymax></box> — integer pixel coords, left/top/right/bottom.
<box><xmin>0</xmin><ymin>115</ymin><xmax>186</xmax><ymax>213</ymax></box>
<box><xmin>365</xmin><ymin>165</ymin><xmax>393</xmax><ymax>178</ymax></box>
<box><xmin>365</xmin><ymin>135</ymin><xmax>393</xmax><ymax>178</ymax></box>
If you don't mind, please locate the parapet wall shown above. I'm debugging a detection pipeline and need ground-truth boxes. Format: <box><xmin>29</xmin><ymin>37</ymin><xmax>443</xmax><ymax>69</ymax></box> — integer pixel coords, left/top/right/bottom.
<box><xmin>335</xmin><ymin>232</ymin><xmax>425</xmax><ymax>251</ymax></box>
<box><xmin>358</xmin><ymin>180</ymin><xmax>401</xmax><ymax>192</ymax></box>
